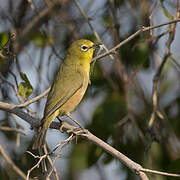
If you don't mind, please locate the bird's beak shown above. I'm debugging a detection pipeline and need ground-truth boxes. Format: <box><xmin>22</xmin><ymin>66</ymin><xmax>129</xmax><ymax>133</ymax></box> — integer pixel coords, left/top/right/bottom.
<box><xmin>91</xmin><ymin>43</ymin><xmax>102</xmax><ymax>49</ymax></box>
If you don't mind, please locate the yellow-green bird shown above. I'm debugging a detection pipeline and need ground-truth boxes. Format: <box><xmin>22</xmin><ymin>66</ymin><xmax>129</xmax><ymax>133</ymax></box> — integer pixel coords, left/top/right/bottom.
<box><xmin>32</xmin><ymin>39</ymin><xmax>97</xmax><ymax>149</ymax></box>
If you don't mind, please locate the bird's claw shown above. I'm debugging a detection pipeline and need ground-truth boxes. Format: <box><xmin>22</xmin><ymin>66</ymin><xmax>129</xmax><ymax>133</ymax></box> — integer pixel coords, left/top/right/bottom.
<box><xmin>59</xmin><ymin>121</ymin><xmax>88</xmax><ymax>136</ymax></box>
<box><xmin>72</xmin><ymin>128</ymin><xmax>89</xmax><ymax>136</ymax></box>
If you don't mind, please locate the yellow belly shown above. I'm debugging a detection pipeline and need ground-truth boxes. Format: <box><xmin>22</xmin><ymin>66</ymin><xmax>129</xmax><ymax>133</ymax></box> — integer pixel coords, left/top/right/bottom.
<box><xmin>42</xmin><ymin>66</ymin><xmax>89</xmax><ymax>129</ymax></box>
<box><xmin>59</xmin><ymin>80</ymin><xmax>88</xmax><ymax>115</ymax></box>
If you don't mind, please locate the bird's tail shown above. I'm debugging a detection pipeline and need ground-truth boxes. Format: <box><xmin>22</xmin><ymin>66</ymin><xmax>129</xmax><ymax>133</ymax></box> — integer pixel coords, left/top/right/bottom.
<box><xmin>32</xmin><ymin>113</ymin><xmax>56</xmax><ymax>149</ymax></box>
<box><xmin>32</xmin><ymin>126</ymin><xmax>48</xmax><ymax>149</ymax></box>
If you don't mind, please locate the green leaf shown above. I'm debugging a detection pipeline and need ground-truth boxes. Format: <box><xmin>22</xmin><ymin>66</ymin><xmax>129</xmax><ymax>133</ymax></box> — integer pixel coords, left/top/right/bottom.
<box><xmin>120</xmin><ymin>35</ymin><xmax>150</xmax><ymax>68</ymax></box>
<box><xmin>103</xmin><ymin>14</ymin><xmax>111</xmax><ymax>27</ymax></box>
<box><xmin>114</xmin><ymin>0</ymin><xmax>123</xmax><ymax>7</ymax></box>
<box><xmin>161</xmin><ymin>2</ymin><xmax>173</xmax><ymax>20</ymax></box>
<box><xmin>18</xmin><ymin>72</ymin><xmax>33</xmax><ymax>99</ymax></box>
<box><xmin>88</xmin><ymin>92</ymin><xmax>127</xmax><ymax>140</ymax></box>
<box><xmin>29</xmin><ymin>31</ymin><xmax>54</xmax><ymax>47</ymax></box>
<box><xmin>87</xmin><ymin>145</ymin><xmax>103</xmax><ymax>166</ymax></box>
<box><xmin>69</xmin><ymin>142</ymin><xmax>89</xmax><ymax>172</ymax></box>
<box><xmin>0</xmin><ymin>58</ymin><xmax>3</xmax><ymax>70</ymax></box>
<box><xmin>83</xmin><ymin>34</ymin><xmax>98</xmax><ymax>44</ymax></box>
<box><xmin>0</xmin><ymin>32</ymin><xmax>9</xmax><ymax>68</ymax></box>
<box><xmin>0</xmin><ymin>32</ymin><xmax>9</xmax><ymax>47</ymax></box>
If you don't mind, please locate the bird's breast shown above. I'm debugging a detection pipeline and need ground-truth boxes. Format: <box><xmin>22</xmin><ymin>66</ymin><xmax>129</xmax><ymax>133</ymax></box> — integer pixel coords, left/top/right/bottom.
<box><xmin>60</xmin><ymin>69</ymin><xmax>89</xmax><ymax>114</ymax></box>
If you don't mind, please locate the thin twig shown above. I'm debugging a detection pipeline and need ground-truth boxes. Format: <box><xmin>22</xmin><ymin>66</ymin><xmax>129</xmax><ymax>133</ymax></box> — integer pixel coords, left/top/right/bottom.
<box><xmin>0</xmin><ymin>126</ymin><xmax>26</xmax><ymax>135</ymax></box>
<box><xmin>170</xmin><ymin>56</ymin><xmax>180</xmax><ymax>70</ymax></box>
<box><xmin>50</xmin><ymin>133</ymin><xmax>74</xmax><ymax>154</ymax></box>
<box><xmin>19</xmin><ymin>0</ymin><xmax>62</xmax><ymax>38</ymax></box>
<box><xmin>26</xmin><ymin>151</ymin><xmax>47</xmax><ymax>180</ymax></box>
<box><xmin>0</xmin><ymin>74</ymin><xmax>35</xmax><ymax>114</ymax></box>
<box><xmin>141</xmin><ymin>168</ymin><xmax>180</xmax><ymax>178</ymax></box>
<box><xmin>0</xmin><ymin>75</ymin><xmax>22</xmax><ymax>103</ymax></box>
<box><xmin>17</xmin><ymin>88</ymin><xmax>50</xmax><ymax>108</ymax></box>
<box><xmin>149</xmin><ymin>0</ymin><xmax>158</xmax><ymax>36</ymax></box>
<box><xmin>149</xmin><ymin>5</ymin><xmax>180</xmax><ymax>127</ymax></box>
<box><xmin>26</xmin><ymin>0</ymin><xmax>35</xmax><ymax>10</ymax></box>
<box><xmin>92</xmin><ymin>18</ymin><xmax>180</xmax><ymax>62</ymax></box>
<box><xmin>9</xmin><ymin>70</ymin><xmax>19</xmax><ymax>90</ymax></box>
<box><xmin>0</xmin><ymin>143</ymin><xmax>27</xmax><ymax>180</ymax></box>
<box><xmin>73</xmin><ymin>0</ymin><xmax>114</xmax><ymax>59</ymax></box>
<box><xmin>44</xmin><ymin>145</ymin><xmax>60</xmax><ymax>180</ymax></box>
<box><xmin>47</xmin><ymin>135</ymin><xmax>74</xmax><ymax>178</ymax></box>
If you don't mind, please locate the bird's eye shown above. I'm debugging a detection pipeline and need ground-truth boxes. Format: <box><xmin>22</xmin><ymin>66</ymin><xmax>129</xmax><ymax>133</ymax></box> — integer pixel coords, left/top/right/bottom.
<box><xmin>81</xmin><ymin>45</ymin><xmax>89</xmax><ymax>52</ymax></box>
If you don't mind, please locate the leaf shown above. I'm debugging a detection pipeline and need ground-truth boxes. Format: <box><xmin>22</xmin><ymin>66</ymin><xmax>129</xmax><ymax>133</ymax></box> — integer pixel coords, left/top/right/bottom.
<box><xmin>18</xmin><ymin>72</ymin><xmax>33</xmax><ymax>99</ymax></box>
<box><xmin>0</xmin><ymin>32</ymin><xmax>9</xmax><ymax>68</ymax></box>
<box><xmin>0</xmin><ymin>58</ymin><xmax>3</xmax><ymax>70</ymax></box>
<box><xmin>29</xmin><ymin>30</ymin><xmax>54</xmax><ymax>47</ymax></box>
<box><xmin>161</xmin><ymin>2</ymin><xmax>173</xmax><ymax>20</ymax></box>
<box><xmin>87</xmin><ymin>145</ymin><xmax>103</xmax><ymax>166</ymax></box>
<box><xmin>0</xmin><ymin>32</ymin><xmax>9</xmax><ymax>47</ymax></box>
<box><xmin>120</xmin><ymin>35</ymin><xmax>150</xmax><ymax>68</ymax></box>
<box><xmin>103</xmin><ymin>14</ymin><xmax>111</xmax><ymax>27</ymax></box>
<box><xmin>69</xmin><ymin>142</ymin><xmax>89</xmax><ymax>172</ymax></box>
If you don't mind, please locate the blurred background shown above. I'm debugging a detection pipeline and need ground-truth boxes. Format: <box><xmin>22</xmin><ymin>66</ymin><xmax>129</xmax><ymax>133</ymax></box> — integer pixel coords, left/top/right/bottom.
<box><xmin>0</xmin><ymin>0</ymin><xmax>180</xmax><ymax>179</ymax></box>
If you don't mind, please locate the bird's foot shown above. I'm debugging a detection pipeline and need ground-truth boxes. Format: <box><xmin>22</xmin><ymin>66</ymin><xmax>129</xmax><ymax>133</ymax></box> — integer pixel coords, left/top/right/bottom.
<box><xmin>72</xmin><ymin>128</ymin><xmax>89</xmax><ymax>136</ymax></box>
<box><xmin>59</xmin><ymin>121</ymin><xmax>88</xmax><ymax>136</ymax></box>
<box><xmin>59</xmin><ymin>121</ymin><xmax>80</xmax><ymax>133</ymax></box>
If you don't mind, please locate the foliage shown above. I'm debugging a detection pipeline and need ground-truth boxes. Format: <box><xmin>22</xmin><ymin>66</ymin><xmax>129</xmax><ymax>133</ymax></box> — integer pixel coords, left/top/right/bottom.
<box><xmin>0</xmin><ymin>0</ymin><xmax>179</xmax><ymax>180</ymax></box>
<box><xmin>18</xmin><ymin>72</ymin><xmax>33</xmax><ymax>99</ymax></box>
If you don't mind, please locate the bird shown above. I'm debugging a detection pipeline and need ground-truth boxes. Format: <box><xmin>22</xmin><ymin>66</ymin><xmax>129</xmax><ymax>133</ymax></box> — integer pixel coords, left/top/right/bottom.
<box><xmin>32</xmin><ymin>39</ymin><xmax>98</xmax><ymax>149</ymax></box>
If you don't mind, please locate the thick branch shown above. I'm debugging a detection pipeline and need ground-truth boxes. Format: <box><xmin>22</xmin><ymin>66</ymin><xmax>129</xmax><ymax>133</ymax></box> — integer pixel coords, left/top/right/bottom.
<box><xmin>0</xmin><ymin>101</ymin><xmax>39</xmax><ymax>126</ymax></box>
<box><xmin>50</xmin><ymin>122</ymin><xmax>149</xmax><ymax>180</ymax></box>
<box><xmin>0</xmin><ymin>102</ymin><xmax>180</xmax><ymax>179</ymax></box>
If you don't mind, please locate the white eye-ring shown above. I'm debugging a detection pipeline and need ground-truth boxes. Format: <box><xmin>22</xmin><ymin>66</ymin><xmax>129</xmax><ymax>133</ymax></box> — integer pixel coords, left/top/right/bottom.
<box><xmin>81</xmin><ymin>45</ymin><xmax>89</xmax><ymax>52</ymax></box>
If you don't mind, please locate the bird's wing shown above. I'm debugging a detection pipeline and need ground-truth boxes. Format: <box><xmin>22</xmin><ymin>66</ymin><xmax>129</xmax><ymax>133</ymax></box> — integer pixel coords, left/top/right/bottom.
<box><xmin>43</xmin><ymin>65</ymin><xmax>84</xmax><ymax>120</ymax></box>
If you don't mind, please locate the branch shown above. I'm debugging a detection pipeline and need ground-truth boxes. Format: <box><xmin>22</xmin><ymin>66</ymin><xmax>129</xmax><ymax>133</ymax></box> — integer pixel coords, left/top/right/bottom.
<box><xmin>53</xmin><ymin>122</ymin><xmax>180</xmax><ymax>179</ymax></box>
<box><xmin>49</xmin><ymin>122</ymin><xmax>148</xmax><ymax>180</ymax></box>
<box><xmin>0</xmin><ymin>101</ymin><xmax>39</xmax><ymax>126</ymax></box>
<box><xmin>19</xmin><ymin>0</ymin><xmax>62</xmax><ymax>38</ymax></box>
<box><xmin>26</xmin><ymin>151</ymin><xmax>47</xmax><ymax>180</ymax></box>
<box><xmin>73</xmin><ymin>0</ymin><xmax>114</xmax><ymax>60</ymax></box>
<box><xmin>44</xmin><ymin>145</ymin><xmax>60</xmax><ymax>180</ymax></box>
<box><xmin>0</xmin><ymin>101</ymin><xmax>180</xmax><ymax>179</ymax></box>
<box><xmin>47</xmin><ymin>135</ymin><xmax>73</xmax><ymax>179</ymax></box>
<box><xmin>0</xmin><ymin>17</ymin><xmax>180</xmax><ymax>179</ymax></box>
<box><xmin>0</xmin><ymin>143</ymin><xmax>27</xmax><ymax>180</ymax></box>
<box><xmin>17</xmin><ymin>88</ymin><xmax>50</xmax><ymax>108</ymax></box>
<box><xmin>170</xmin><ymin>56</ymin><xmax>180</xmax><ymax>70</ymax></box>
<box><xmin>85</xmin><ymin>131</ymin><xmax>180</xmax><ymax>178</ymax></box>
<box><xmin>141</xmin><ymin>168</ymin><xmax>180</xmax><ymax>178</ymax></box>
<box><xmin>82</xmin><ymin>131</ymin><xmax>148</xmax><ymax>179</ymax></box>
<box><xmin>0</xmin><ymin>126</ymin><xmax>27</xmax><ymax>135</ymax></box>
<box><xmin>92</xmin><ymin>18</ymin><xmax>180</xmax><ymax>62</ymax></box>
<box><xmin>13</xmin><ymin>0</ymin><xmax>66</xmax><ymax>53</ymax></box>
<box><xmin>0</xmin><ymin>87</ymin><xmax>50</xmax><ymax>125</ymax></box>
<box><xmin>149</xmin><ymin>7</ymin><xmax>180</xmax><ymax>127</ymax></box>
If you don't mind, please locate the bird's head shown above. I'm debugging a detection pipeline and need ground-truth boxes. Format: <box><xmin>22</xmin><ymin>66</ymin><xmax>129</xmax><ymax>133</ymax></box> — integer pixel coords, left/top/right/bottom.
<box><xmin>65</xmin><ymin>39</ymin><xmax>98</xmax><ymax>66</ymax></box>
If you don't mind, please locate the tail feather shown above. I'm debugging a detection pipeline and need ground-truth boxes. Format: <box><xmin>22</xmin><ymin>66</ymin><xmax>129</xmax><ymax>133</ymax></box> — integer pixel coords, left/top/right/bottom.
<box><xmin>33</xmin><ymin>113</ymin><xmax>56</xmax><ymax>149</ymax></box>
<box><xmin>32</xmin><ymin>127</ymin><xmax>48</xmax><ymax>149</ymax></box>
